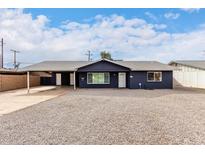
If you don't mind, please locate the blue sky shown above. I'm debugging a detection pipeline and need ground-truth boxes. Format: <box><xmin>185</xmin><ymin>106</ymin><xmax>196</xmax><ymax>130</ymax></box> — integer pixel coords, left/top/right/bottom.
<box><xmin>24</xmin><ymin>8</ymin><xmax>204</xmax><ymax>33</ymax></box>
<box><xmin>0</xmin><ymin>8</ymin><xmax>205</xmax><ymax>67</ymax></box>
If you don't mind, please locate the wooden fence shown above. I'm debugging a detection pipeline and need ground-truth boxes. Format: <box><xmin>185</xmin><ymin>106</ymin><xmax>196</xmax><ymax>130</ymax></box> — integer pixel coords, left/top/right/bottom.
<box><xmin>0</xmin><ymin>74</ymin><xmax>40</xmax><ymax>92</ymax></box>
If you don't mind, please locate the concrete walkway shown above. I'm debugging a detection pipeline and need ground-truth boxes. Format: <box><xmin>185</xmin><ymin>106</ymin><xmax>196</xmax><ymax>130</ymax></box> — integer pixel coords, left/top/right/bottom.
<box><xmin>0</xmin><ymin>86</ymin><xmax>68</xmax><ymax>116</ymax></box>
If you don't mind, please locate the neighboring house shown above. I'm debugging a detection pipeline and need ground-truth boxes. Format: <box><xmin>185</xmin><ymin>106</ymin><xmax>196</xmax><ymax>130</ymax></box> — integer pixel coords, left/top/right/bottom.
<box><xmin>20</xmin><ymin>59</ymin><xmax>173</xmax><ymax>90</ymax></box>
<box><xmin>169</xmin><ymin>60</ymin><xmax>205</xmax><ymax>89</ymax></box>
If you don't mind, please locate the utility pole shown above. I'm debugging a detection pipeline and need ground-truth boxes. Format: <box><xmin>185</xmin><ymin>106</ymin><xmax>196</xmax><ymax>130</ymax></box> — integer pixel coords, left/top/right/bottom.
<box><xmin>85</xmin><ymin>50</ymin><xmax>92</xmax><ymax>61</ymax></box>
<box><xmin>10</xmin><ymin>49</ymin><xmax>20</xmax><ymax>69</ymax></box>
<box><xmin>0</xmin><ymin>38</ymin><xmax>5</xmax><ymax>68</ymax></box>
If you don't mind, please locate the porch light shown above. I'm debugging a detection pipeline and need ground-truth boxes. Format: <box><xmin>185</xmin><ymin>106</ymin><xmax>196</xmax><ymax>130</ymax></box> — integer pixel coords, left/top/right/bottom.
<box><xmin>130</xmin><ymin>75</ymin><xmax>133</xmax><ymax>78</ymax></box>
<box><xmin>139</xmin><ymin>83</ymin><xmax>142</xmax><ymax>89</ymax></box>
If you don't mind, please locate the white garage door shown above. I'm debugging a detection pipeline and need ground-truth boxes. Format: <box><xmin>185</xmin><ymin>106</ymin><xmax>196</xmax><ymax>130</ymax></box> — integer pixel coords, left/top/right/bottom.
<box><xmin>118</xmin><ymin>72</ymin><xmax>126</xmax><ymax>88</ymax></box>
<box><xmin>173</xmin><ymin>70</ymin><xmax>205</xmax><ymax>89</ymax></box>
<box><xmin>56</xmin><ymin>73</ymin><xmax>61</xmax><ymax>86</ymax></box>
<box><xmin>70</xmin><ymin>73</ymin><xmax>74</xmax><ymax>85</ymax></box>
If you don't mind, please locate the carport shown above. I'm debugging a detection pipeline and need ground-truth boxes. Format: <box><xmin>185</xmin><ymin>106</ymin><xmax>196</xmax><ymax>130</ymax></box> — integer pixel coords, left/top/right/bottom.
<box><xmin>26</xmin><ymin>71</ymin><xmax>76</xmax><ymax>93</ymax></box>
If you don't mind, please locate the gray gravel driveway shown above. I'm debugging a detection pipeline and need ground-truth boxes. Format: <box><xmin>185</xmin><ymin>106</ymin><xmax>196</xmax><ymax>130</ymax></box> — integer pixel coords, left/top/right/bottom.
<box><xmin>0</xmin><ymin>88</ymin><xmax>205</xmax><ymax>144</ymax></box>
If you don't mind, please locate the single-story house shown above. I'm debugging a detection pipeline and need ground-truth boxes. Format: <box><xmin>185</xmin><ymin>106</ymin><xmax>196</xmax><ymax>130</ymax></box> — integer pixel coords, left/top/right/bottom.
<box><xmin>169</xmin><ymin>60</ymin><xmax>205</xmax><ymax>89</ymax></box>
<box><xmin>20</xmin><ymin>59</ymin><xmax>173</xmax><ymax>91</ymax></box>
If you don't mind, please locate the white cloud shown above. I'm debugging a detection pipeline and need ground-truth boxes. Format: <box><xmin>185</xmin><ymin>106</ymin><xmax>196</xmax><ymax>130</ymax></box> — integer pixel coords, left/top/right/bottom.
<box><xmin>61</xmin><ymin>21</ymin><xmax>90</xmax><ymax>30</ymax></box>
<box><xmin>153</xmin><ymin>24</ymin><xmax>167</xmax><ymax>30</ymax></box>
<box><xmin>145</xmin><ymin>12</ymin><xmax>157</xmax><ymax>21</ymax></box>
<box><xmin>180</xmin><ymin>8</ymin><xmax>200</xmax><ymax>13</ymax></box>
<box><xmin>199</xmin><ymin>23</ymin><xmax>205</xmax><ymax>28</ymax></box>
<box><xmin>0</xmin><ymin>9</ymin><xmax>205</xmax><ymax>68</ymax></box>
<box><xmin>164</xmin><ymin>12</ymin><xmax>180</xmax><ymax>19</ymax></box>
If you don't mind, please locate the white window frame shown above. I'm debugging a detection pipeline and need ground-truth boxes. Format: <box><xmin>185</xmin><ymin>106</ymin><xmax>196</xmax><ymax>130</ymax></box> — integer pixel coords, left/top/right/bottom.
<box><xmin>147</xmin><ymin>72</ymin><xmax>162</xmax><ymax>82</ymax></box>
<box><xmin>87</xmin><ymin>72</ymin><xmax>110</xmax><ymax>84</ymax></box>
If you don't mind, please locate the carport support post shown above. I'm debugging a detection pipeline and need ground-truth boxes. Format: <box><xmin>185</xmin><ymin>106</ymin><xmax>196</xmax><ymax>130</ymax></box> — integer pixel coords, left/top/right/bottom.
<box><xmin>27</xmin><ymin>71</ymin><xmax>30</xmax><ymax>94</ymax></box>
<box><xmin>74</xmin><ymin>71</ymin><xmax>76</xmax><ymax>90</ymax></box>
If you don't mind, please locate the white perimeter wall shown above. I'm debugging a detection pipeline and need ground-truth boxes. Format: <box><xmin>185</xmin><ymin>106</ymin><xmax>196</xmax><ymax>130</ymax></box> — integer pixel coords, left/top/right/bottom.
<box><xmin>172</xmin><ymin>64</ymin><xmax>205</xmax><ymax>89</ymax></box>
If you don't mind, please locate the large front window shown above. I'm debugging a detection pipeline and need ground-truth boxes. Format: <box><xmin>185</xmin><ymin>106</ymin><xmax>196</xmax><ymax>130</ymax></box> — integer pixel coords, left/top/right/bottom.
<box><xmin>147</xmin><ymin>72</ymin><xmax>162</xmax><ymax>82</ymax></box>
<box><xmin>87</xmin><ymin>72</ymin><xmax>110</xmax><ymax>84</ymax></box>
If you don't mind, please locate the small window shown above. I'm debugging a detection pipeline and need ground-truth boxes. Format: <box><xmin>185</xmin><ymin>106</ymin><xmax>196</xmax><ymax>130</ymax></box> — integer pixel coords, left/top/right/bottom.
<box><xmin>87</xmin><ymin>72</ymin><xmax>110</xmax><ymax>84</ymax></box>
<box><xmin>87</xmin><ymin>73</ymin><xmax>92</xmax><ymax>83</ymax></box>
<box><xmin>147</xmin><ymin>72</ymin><xmax>162</xmax><ymax>82</ymax></box>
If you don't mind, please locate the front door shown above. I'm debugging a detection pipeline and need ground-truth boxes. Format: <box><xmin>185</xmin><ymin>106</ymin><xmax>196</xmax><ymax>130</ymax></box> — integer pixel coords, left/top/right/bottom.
<box><xmin>70</xmin><ymin>73</ymin><xmax>74</xmax><ymax>85</ymax></box>
<box><xmin>56</xmin><ymin>73</ymin><xmax>61</xmax><ymax>85</ymax></box>
<box><xmin>118</xmin><ymin>72</ymin><xmax>126</xmax><ymax>88</ymax></box>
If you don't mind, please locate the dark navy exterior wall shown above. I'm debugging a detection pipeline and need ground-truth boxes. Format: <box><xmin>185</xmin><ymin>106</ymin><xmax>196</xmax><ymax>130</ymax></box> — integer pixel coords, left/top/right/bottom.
<box><xmin>126</xmin><ymin>72</ymin><xmax>130</xmax><ymax>88</ymax></box>
<box><xmin>41</xmin><ymin>72</ymin><xmax>71</xmax><ymax>86</ymax></box>
<box><xmin>78</xmin><ymin>72</ymin><xmax>119</xmax><ymax>88</ymax></box>
<box><xmin>40</xmin><ymin>72</ymin><xmax>56</xmax><ymax>85</ymax></box>
<box><xmin>41</xmin><ymin>71</ymin><xmax>173</xmax><ymax>89</ymax></box>
<box><xmin>77</xmin><ymin>61</ymin><xmax>130</xmax><ymax>88</ymax></box>
<box><xmin>61</xmin><ymin>72</ymin><xmax>70</xmax><ymax>85</ymax></box>
<box><xmin>78</xmin><ymin>61</ymin><xmax>130</xmax><ymax>72</ymax></box>
<box><xmin>128</xmin><ymin>71</ymin><xmax>173</xmax><ymax>89</ymax></box>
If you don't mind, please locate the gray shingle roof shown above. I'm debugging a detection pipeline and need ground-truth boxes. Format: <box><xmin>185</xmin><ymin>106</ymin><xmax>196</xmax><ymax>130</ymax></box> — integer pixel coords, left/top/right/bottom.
<box><xmin>115</xmin><ymin>61</ymin><xmax>173</xmax><ymax>71</ymax></box>
<box><xmin>19</xmin><ymin>59</ymin><xmax>173</xmax><ymax>72</ymax></box>
<box><xmin>19</xmin><ymin>61</ymin><xmax>92</xmax><ymax>72</ymax></box>
<box><xmin>169</xmin><ymin>60</ymin><xmax>205</xmax><ymax>70</ymax></box>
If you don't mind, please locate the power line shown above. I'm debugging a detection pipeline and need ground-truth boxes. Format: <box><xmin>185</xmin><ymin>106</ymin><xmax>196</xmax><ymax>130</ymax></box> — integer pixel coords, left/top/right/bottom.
<box><xmin>85</xmin><ymin>50</ymin><xmax>93</xmax><ymax>61</ymax></box>
<box><xmin>10</xmin><ymin>49</ymin><xmax>21</xmax><ymax>69</ymax></box>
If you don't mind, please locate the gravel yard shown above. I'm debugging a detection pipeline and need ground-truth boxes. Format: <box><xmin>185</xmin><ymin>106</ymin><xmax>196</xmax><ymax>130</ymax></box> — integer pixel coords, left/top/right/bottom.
<box><xmin>0</xmin><ymin>88</ymin><xmax>205</xmax><ymax>144</ymax></box>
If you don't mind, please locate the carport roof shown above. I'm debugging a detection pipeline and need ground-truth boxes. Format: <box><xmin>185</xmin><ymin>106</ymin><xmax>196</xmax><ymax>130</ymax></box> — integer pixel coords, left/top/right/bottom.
<box><xmin>0</xmin><ymin>68</ymin><xmax>22</xmax><ymax>74</ymax></box>
<box><xmin>0</xmin><ymin>68</ymin><xmax>14</xmax><ymax>72</ymax></box>
<box><xmin>169</xmin><ymin>60</ymin><xmax>205</xmax><ymax>70</ymax></box>
<box><xmin>19</xmin><ymin>61</ymin><xmax>92</xmax><ymax>72</ymax></box>
<box><xmin>19</xmin><ymin>59</ymin><xmax>173</xmax><ymax>72</ymax></box>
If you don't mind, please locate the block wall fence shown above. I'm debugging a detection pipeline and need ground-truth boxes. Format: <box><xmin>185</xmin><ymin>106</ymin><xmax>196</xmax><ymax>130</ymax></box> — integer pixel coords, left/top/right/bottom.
<box><xmin>0</xmin><ymin>74</ymin><xmax>40</xmax><ymax>92</ymax></box>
